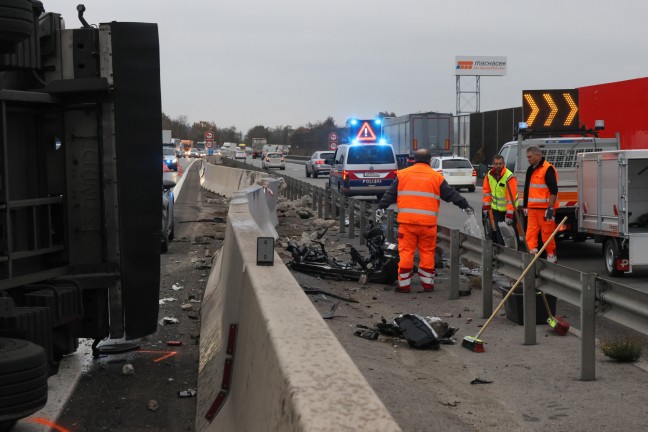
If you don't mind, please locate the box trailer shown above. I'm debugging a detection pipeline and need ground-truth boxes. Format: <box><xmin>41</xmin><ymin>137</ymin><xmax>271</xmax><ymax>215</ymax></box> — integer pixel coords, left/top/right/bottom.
<box><xmin>577</xmin><ymin>150</ymin><xmax>648</xmax><ymax>276</ymax></box>
<box><xmin>383</xmin><ymin>112</ymin><xmax>453</xmax><ymax>157</ymax></box>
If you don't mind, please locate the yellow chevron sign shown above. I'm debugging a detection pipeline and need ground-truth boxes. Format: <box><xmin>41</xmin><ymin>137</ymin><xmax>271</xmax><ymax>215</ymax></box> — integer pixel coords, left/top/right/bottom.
<box><xmin>522</xmin><ymin>89</ymin><xmax>579</xmax><ymax>131</ymax></box>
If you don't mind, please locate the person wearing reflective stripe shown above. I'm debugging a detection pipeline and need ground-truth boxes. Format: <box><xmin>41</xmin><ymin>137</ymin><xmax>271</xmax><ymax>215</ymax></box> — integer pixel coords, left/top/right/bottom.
<box><xmin>482</xmin><ymin>154</ymin><xmax>519</xmax><ymax>246</ymax></box>
<box><xmin>377</xmin><ymin>149</ymin><xmax>474</xmax><ymax>293</ymax></box>
<box><xmin>523</xmin><ymin>145</ymin><xmax>558</xmax><ymax>263</ymax></box>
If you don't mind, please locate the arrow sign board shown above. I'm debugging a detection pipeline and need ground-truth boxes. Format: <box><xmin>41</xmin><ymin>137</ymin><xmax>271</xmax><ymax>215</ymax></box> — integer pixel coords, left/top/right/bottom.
<box><xmin>522</xmin><ymin>89</ymin><xmax>579</xmax><ymax>131</ymax></box>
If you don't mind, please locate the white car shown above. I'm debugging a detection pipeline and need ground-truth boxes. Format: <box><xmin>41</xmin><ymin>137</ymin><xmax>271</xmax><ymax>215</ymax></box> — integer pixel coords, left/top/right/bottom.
<box><xmin>430</xmin><ymin>155</ymin><xmax>476</xmax><ymax>192</ymax></box>
<box><xmin>235</xmin><ymin>150</ymin><xmax>247</xmax><ymax>160</ymax></box>
<box><xmin>262</xmin><ymin>152</ymin><xmax>286</xmax><ymax>170</ymax></box>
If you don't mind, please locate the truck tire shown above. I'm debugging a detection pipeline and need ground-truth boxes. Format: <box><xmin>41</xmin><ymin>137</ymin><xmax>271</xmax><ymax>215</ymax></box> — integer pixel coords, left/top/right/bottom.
<box><xmin>0</xmin><ymin>0</ymin><xmax>34</xmax><ymax>50</ymax></box>
<box><xmin>604</xmin><ymin>239</ymin><xmax>623</xmax><ymax>277</ymax></box>
<box><xmin>0</xmin><ymin>338</ymin><xmax>48</xmax><ymax>426</ymax></box>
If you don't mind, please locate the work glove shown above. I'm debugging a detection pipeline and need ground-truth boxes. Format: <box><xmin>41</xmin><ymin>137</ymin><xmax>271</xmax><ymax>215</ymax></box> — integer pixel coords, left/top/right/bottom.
<box><xmin>523</xmin><ymin>208</ymin><xmax>528</xmax><ymax>217</ymax></box>
<box><xmin>482</xmin><ymin>205</ymin><xmax>490</xmax><ymax>220</ymax></box>
<box><xmin>505</xmin><ymin>213</ymin><xmax>514</xmax><ymax>225</ymax></box>
<box><xmin>545</xmin><ymin>207</ymin><xmax>555</xmax><ymax>221</ymax></box>
<box><xmin>375</xmin><ymin>208</ymin><xmax>386</xmax><ymax>222</ymax></box>
<box><xmin>464</xmin><ymin>206</ymin><xmax>475</xmax><ymax>216</ymax></box>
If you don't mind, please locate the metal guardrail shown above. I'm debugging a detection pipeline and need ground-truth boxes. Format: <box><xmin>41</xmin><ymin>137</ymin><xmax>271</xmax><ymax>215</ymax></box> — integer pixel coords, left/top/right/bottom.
<box><xmin>218</xmin><ymin>155</ymin><xmax>648</xmax><ymax>380</ymax></box>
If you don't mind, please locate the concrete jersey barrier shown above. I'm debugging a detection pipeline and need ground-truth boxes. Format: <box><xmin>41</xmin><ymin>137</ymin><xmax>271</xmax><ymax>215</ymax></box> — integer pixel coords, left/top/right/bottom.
<box><xmin>196</xmin><ymin>186</ymin><xmax>401</xmax><ymax>431</ymax></box>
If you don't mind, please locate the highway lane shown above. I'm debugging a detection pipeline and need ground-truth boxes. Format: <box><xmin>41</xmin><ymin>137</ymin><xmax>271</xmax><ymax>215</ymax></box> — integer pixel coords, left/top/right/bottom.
<box><xmin>238</xmin><ymin>156</ymin><xmax>648</xmax><ymax>291</ymax></box>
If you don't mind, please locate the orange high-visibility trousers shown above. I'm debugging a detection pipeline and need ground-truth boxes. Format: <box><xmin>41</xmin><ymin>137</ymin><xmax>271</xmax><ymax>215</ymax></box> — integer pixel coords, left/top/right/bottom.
<box><xmin>397</xmin><ymin>223</ymin><xmax>437</xmax><ymax>289</ymax></box>
<box><xmin>525</xmin><ymin>209</ymin><xmax>556</xmax><ymax>255</ymax></box>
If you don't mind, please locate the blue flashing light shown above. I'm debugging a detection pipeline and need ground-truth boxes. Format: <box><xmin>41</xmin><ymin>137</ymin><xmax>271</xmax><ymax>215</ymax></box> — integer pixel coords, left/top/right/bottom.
<box><xmin>350</xmin><ymin>119</ymin><xmax>358</xmax><ymax>126</ymax></box>
<box><xmin>518</xmin><ymin>121</ymin><xmax>528</xmax><ymax>130</ymax></box>
<box><xmin>352</xmin><ymin>139</ymin><xmax>359</xmax><ymax>144</ymax></box>
<box><xmin>379</xmin><ymin>138</ymin><xmax>386</xmax><ymax>144</ymax></box>
<box><xmin>374</xmin><ymin>119</ymin><xmax>382</xmax><ymax>125</ymax></box>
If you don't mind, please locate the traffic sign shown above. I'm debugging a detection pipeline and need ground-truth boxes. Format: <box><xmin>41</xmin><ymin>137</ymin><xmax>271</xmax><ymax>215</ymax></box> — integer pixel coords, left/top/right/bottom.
<box><xmin>329</xmin><ymin>132</ymin><xmax>338</xmax><ymax>141</ymax></box>
<box><xmin>356</xmin><ymin>121</ymin><xmax>377</xmax><ymax>142</ymax></box>
<box><xmin>205</xmin><ymin>140</ymin><xmax>213</xmax><ymax>148</ymax></box>
<box><xmin>522</xmin><ymin>89</ymin><xmax>579</xmax><ymax>131</ymax></box>
<box><xmin>329</xmin><ymin>142</ymin><xmax>338</xmax><ymax>150</ymax></box>
<box><xmin>204</xmin><ymin>130</ymin><xmax>214</xmax><ymax>140</ymax></box>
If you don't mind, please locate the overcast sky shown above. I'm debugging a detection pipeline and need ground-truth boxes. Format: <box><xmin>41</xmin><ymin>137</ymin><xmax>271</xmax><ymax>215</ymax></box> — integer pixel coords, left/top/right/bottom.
<box><xmin>44</xmin><ymin>0</ymin><xmax>648</xmax><ymax>133</ymax></box>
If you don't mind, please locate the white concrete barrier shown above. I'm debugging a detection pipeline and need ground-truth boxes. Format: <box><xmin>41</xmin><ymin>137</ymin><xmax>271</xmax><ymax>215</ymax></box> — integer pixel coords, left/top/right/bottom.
<box><xmin>196</xmin><ymin>186</ymin><xmax>401</xmax><ymax>431</ymax></box>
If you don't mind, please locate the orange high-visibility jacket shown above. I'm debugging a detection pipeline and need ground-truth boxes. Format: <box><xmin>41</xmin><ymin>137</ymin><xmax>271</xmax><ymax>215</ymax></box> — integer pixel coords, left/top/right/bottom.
<box><xmin>396</xmin><ymin>164</ymin><xmax>444</xmax><ymax>226</ymax></box>
<box><xmin>527</xmin><ymin>160</ymin><xmax>559</xmax><ymax>209</ymax></box>
<box><xmin>482</xmin><ymin>167</ymin><xmax>518</xmax><ymax>216</ymax></box>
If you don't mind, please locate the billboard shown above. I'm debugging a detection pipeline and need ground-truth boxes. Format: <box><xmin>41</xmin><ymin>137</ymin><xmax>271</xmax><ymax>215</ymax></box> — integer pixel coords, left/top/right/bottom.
<box><xmin>455</xmin><ymin>56</ymin><xmax>507</xmax><ymax>76</ymax></box>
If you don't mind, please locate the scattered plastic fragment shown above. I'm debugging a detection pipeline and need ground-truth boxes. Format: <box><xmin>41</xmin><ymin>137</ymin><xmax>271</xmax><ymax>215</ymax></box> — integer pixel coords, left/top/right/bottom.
<box><xmin>166</xmin><ymin>341</ymin><xmax>182</xmax><ymax>346</ymax></box>
<box><xmin>172</xmin><ymin>284</ymin><xmax>183</xmax><ymax>291</ymax></box>
<box><xmin>470</xmin><ymin>378</ymin><xmax>492</xmax><ymax>385</ymax></box>
<box><xmin>160</xmin><ymin>317</ymin><xmax>180</xmax><ymax>325</ymax></box>
<box><xmin>159</xmin><ymin>297</ymin><xmax>177</xmax><ymax>305</ymax></box>
<box><xmin>122</xmin><ymin>364</ymin><xmax>134</xmax><ymax>375</ymax></box>
<box><xmin>147</xmin><ymin>400</ymin><xmax>159</xmax><ymax>411</ymax></box>
<box><xmin>178</xmin><ymin>389</ymin><xmax>197</xmax><ymax>398</ymax></box>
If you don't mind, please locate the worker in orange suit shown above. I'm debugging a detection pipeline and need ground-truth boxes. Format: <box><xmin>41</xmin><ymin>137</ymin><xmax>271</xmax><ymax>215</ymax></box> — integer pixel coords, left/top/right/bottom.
<box><xmin>523</xmin><ymin>145</ymin><xmax>558</xmax><ymax>263</ymax></box>
<box><xmin>482</xmin><ymin>154</ymin><xmax>519</xmax><ymax>246</ymax></box>
<box><xmin>377</xmin><ymin>149</ymin><xmax>474</xmax><ymax>293</ymax></box>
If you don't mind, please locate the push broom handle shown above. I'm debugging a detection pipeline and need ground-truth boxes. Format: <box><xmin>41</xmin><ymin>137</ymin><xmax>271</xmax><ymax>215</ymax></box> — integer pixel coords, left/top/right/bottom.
<box><xmin>505</xmin><ymin>181</ymin><xmax>555</xmax><ymax>319</ymax></box>
<box><xmin>473</xmin><ymin>216</ymin><xmax>568</xmax><ymax>340</ymax></box>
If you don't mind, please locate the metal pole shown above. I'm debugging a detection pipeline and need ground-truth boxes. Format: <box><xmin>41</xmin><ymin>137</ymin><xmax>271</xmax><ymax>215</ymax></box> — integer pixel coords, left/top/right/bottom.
<box><xmin>324</xmin><ymin>189</ymin><xmax>330</xmax><ymax>220</ymax></box>
<box><xmin>348</xmin><ymin>198</ymin><xmax>355</xmax><ymax>239</ymax></box>
<box><xmin>359</xmin><ymin>201</ymin><xmax>366</xmax><ymax>245</ymax></box>
<box><xmin>317</xmin><ymin>189</ymin><xmax>323</xmax><ymax>219</ymax></box>
<box><xmin>580</xmin><ymin>272</ymin><xmax>597</xmax><ymax>381</ymax></box>
<box><xmin>522</xmin><ymin>253</ymin><xmax>536</xmax><ymax>345</ymax></box>
<box><xmin>481</xmin><ymin>238</ymin><xmax>493</xmax><ymax>318</ymax></box>
<box><xmin>386</xmin><ymin>208</ymin><xmax>395</xmax><ymax>243</ymax></box>
<box><xmin>339</xmin><ymin>195</ymin><xmax>346</xmax><ymax>233</ymax></box>
<box><xmin>449</xmin><ymin>229</ymin><xmax>460</xmax><ymax>300</ymax></box>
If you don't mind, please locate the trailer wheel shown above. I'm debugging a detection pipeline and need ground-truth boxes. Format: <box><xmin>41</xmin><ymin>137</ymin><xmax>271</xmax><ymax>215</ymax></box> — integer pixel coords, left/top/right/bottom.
<box><xmin>604</xmin><ymin>239</ymin><xmax>623</xmax><ymax>277</ymax></box>
<box><xmin>0</xmin><ymin>0</ymin><xmax>34</xmax><ymax>51</ymax></box>
<box><xmin>0</xmin><ymin>338</ymin><xmax>48</xmax><ymax>426</ymax></box>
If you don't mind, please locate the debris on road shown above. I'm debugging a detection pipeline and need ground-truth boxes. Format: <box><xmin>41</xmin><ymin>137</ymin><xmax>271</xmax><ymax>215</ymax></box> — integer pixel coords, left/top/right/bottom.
<box><xmin>178</xmin><ymin>389</ymin><xmax>197</xmax><ymax>398</ymax></box>
<box><xmin>354</xmin><ymin>325</ymin><xmax>380</xmax><ymax>340</ymax></box>
<box><xmin>122</xmin><ymin>364</ymin><xmax>135</xmax><ymax>375</ymax></box>
<box><xmin>166</xmin><ymin>341</ymin><xmax>182</xmax><ymax>346</ymax></box>
<box><xmin>181</xmin><ymin>303</ymin><xmax>193</xmax><ymax>311</ymax></box>
<box><xmin>172</xmin><ymin>283</ymin><xmax>183</xmax><ymax>291</ymax></box>
<box><xmin>160</xmin><ymin>317</ymin><xmax>180</xmax><ymax>325</ymax></box>
<box><xmin>470</xmin><ymin>378</ymin><xmax>493</xmax><ymax>385</ymax></box>
<box><xmin>159</xmin><ymin>297</ymin><xmax>177</xmax><ymax>305</ymax></box>
<box><xmin>147</xmin><ymin>400</ymin><xmax>159</xmax><ymax>411</ymax></box>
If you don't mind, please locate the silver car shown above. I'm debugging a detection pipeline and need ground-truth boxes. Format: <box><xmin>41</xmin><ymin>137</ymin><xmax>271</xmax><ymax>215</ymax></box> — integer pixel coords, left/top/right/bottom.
<box><xmin>262</xmin><ymin>152</ymin><xmax>286</xmax><ymax>170</ymax></box>
<box><xmin>305</xmin><ymin>151</ymin><xmax>334</xmax><ymax>178</ymax></box>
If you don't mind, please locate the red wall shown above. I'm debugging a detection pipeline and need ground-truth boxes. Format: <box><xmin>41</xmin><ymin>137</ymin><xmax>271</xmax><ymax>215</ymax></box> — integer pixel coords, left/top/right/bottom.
<box><xmin>578</xmin><ymin>77</ymin><xmax>648</xmax><ymax>149</ymax></box>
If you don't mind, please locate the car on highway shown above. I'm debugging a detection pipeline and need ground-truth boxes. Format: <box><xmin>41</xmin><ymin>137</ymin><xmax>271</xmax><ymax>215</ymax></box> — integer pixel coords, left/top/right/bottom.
<box><xmin>188</xmin><ymin>148</ymin><xmax>201</xmax><ymax>158</ymax></box>
<box><xmin>328</xmin><ymin>144</ymin><xmax>398</xmax><ymax>198</ymax></box>
<box><xmin>162</xmin><ymin>178</ymin><xmax>175</xmax><ymax>253</ymax></box>
<box><xmin>235</xmin><ymin>149</ymin><xmax>247</xmax><ymax>160</ymax></box>
<box><xmin>305</xmin><ymin>151</ymin><xmax>334</xmax><ymax>178</ymax></box>
<box><xmin>430</xmin><ymin>155</ymin><xmax>476</xmax><ymax>192</ymax></box>
<box><xmin>197</xmin><ymin>149</ymin><xmax>206</xmax><ymax>157</ymax></box>
<box><xmin>163</xmin><ymin>147</ymin><xmax>178</xmax><ymax>171</ymax></box>
<box><xmin>262</xmin><ymin>152</ymin><xmax>286</xmax><ymax>170</ymax></box>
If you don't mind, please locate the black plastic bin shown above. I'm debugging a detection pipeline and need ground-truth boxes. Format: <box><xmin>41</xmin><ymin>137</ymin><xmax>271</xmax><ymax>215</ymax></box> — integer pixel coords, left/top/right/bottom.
<box><xmin>497</xmin><ymin>287</ymin><xmax>557</xmax><ymax>325</ymax></box>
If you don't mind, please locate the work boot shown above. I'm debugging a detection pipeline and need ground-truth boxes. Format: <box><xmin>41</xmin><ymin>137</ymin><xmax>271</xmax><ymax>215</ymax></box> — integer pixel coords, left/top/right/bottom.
<box><xmin>529</xmin><ymin>248</ymin><xmax>538</xmax><ymax>255</ymax></box>
<box><xmin>546</xmin><ymin>253</ymin><xmax>557</xmax><ymax>263</ymax></box>
<box><xmin>394</xmin><ymin>281</ymin><xmax>410</xmax><ymax>293</ymax></box>
<box><xmin>421</xmin><ymin>283</ymin><xmax>434</xmax><ymax>292</ymax></box>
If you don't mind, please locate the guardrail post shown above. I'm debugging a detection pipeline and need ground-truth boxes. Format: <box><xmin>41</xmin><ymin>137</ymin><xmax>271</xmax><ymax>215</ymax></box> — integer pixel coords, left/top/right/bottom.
<box><xmin>449</xmin><ymin>229</ymin><xmax>460</xmax><ymax>300</ymax></box>
<box><xmin>311</xmin><ymin>186</ymin><xmax>317</xmax><ymax>211</ymax></box>
<box><xmin>580</xmin><ymin>272</ymin><xmax>597</xmax><ymax>381</ymax></box>
<box><xmin>317</xmin><ymin>189</ymin><xmax>323</xmax><ymax>219</ymax></box>
<box><xmin>359</xmin><ymin>201</ymin><xmax>367</xmax><ymax>245</ymax></box>
<box><xmin>348</xmin><ymin>199</ymin><xmax>355</xmax><ymax>239</ymax></box>
<box><xmin>290</xmin><ymin>178</ymin><xmax>295</xmax><ymax>201</ymax></box>
<box><xmin>481</xmin><ymin>238</ymin><xmax>493</xmax><ymax>318</ymax></box>
<box><xmin>522</xmin><ymin>253</ymin><xmax>536</xmax><ymax>345</ymax></box>
<box><xmin>324</xmin><ymin>189</ymin><xmax>331</xmax><ymax>219</ymax></box>
<box><xmin>339</xmin><ymin>195</ymin><xmax>346</xmax><ymax>233</ymax></box>
<box><xmin>386</xmin><ymin>208</ymin><xmax>395</xmax><ymax>243</ymax></box>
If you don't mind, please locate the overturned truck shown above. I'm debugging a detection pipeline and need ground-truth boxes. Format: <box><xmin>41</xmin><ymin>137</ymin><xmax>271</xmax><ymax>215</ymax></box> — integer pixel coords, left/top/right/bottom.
<box><xmin>0</xmin><ymin>2</ymin><xmax>162</xmax><ymax>427</ymax></box>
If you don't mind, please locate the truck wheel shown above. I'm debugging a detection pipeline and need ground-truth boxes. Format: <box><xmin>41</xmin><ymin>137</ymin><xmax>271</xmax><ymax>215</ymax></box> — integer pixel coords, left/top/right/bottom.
<box><xmin>0</xmin><ymin>0</ymin><xmax>34</xmax><ymax>52</ymax></box>
<box><xmin>0</xmin><ymin>338</ymin><xmax>48</xmax><ymax>425</ymax></box>
<box><xmin>604</xmin><ymin>239</ymin><xmax>623</xmax><ymax>277</ymax></box>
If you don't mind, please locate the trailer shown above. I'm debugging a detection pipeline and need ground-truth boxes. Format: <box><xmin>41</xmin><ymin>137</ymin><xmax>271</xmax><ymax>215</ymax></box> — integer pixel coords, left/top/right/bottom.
<box><xmin>383</xmin><ymin>112</ymin><xmax>453</xmax><ymax>157</ymax></box>
<box><xmin>577</xmin><ymin>150</ymin><xmax>648</xmax><ymax>276</ymax></box>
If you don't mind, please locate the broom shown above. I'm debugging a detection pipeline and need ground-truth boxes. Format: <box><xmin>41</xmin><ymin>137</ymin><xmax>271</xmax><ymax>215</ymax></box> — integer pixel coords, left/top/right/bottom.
<box><xmin>462</xmin><ymin>216</ymin><xmax>567</xmax><ymax>352</ymax></box>
<box><xmin>505</xmin><ymin>181</ymin><xmax>570</xmax><ymax>336</ymax></box>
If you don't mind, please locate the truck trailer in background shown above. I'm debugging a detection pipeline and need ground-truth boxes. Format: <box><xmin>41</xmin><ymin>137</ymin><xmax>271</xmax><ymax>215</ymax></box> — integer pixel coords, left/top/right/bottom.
<box><xmin>383</xmin><ymin>112</ymin><xmax>454</xmax><ymax>158</ymax></box>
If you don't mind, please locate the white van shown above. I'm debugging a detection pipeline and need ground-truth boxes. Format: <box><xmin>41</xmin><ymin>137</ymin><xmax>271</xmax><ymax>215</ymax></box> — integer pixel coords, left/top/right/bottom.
<box><xmin>327</xmin><ymin>144</ymin><xmax>398</xmax><ymax>198</ymax></box>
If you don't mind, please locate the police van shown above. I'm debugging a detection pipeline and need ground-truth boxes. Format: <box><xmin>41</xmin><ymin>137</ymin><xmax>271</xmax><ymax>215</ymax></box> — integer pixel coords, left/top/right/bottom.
<box><xmin>327</xmin><ymin>143</ymin><xmax>398</xmax><ymax>199</ymax></box>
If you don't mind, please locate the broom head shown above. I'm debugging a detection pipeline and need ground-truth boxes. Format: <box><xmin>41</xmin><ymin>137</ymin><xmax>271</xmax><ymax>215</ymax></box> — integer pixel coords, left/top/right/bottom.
<box><xmin>462</xmin><ymin>335</ymin><xmax>485</xmax><ymax>353</ymax></box>
<box><xmin>547</xmin><ymin>316</ymin><xmax>570</xmax><ymax>336</ymax></box>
